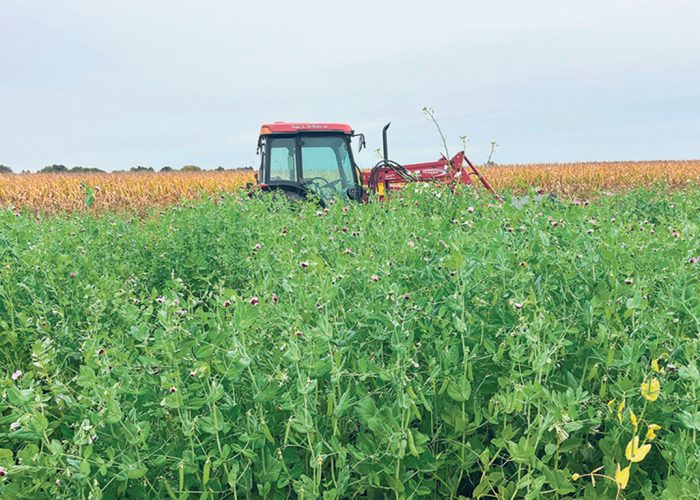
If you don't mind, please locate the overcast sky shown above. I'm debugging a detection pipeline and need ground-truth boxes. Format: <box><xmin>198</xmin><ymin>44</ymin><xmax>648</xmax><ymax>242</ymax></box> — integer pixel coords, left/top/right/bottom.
<box><xmin>1</xmin><ymin>0</ymin><xmax>699</xmax><ymax>171</ymax></box>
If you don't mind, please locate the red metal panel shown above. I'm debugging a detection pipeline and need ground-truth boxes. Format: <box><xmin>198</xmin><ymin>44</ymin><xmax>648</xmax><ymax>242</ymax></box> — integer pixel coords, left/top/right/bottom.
<box><xmin>260</xmin><ymin>122</ymin><xmax>353</xmax><ymax>135</ymax></box>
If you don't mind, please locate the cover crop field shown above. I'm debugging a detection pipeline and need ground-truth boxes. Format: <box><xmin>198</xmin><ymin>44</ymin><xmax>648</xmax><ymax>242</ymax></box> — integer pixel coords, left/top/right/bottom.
<box><xmin>1</xmin><ymin>187</ymin><xmax>699</xmax><ymax>498</ymax></box>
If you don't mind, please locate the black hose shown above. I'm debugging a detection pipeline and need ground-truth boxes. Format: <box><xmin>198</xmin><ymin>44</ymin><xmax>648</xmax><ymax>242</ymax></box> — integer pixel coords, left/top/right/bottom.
<box><xmin>367</xmin><ymin>159</ymin><xmax>417</xmax><ymax>190</ymax></box>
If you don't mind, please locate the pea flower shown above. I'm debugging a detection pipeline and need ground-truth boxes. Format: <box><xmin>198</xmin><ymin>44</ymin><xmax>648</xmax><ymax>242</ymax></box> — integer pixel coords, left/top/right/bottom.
<box><xmin>625</xmin><ymin>435</ymin><xmax>651</xmax><ymax>462</ymax></box>
<box><xmin>615</xmin><ymin>464</ymin><xmax>630</xmax><ymax>489</ymax></box>
<box><xmin>646</xmin><ymin>424</ymin><xmax>661</xmax><ymax>441</ymax></box>
<box><xmin>250</xmin><ymin>296</ymin><xmax>259</xmax><ymax>306</ymax></box>
<box><xmin>11</xmin><ymin>370</ymin><xmax>23</xmax><ymax>381</ymax></box>
<box><xmin>641</xmin><ymin>377</ymin><xmax>660</xmax><ymax>401</ymax></box>
<box><xmin>0</xmin><ymin>466</ymin><xmax>6</xmax><ymax>477</ymax></box>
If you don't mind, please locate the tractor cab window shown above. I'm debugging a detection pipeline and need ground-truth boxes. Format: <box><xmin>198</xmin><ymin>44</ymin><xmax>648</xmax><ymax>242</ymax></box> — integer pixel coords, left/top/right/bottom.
<box><xmin>267</xmin><ymin>138</ymin><xmax>297</xmax><ymax>182</ymax></box>
<box><xmin>299</xmin><ymin>135</ymin><xmax>354</xmax><ymax>198</ymax></box>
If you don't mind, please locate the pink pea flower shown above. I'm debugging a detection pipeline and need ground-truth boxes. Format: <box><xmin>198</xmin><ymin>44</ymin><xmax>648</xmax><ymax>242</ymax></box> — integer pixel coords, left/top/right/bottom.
<box><xmin>271</xmin><ymin>293</ymin><xmax>279</xmax><ymax>303</ymax></box>
<box><xmin>11</xmin><ymin>370</ymin><xmax>23</xmax><ymax>381</ymax></box>
<box><xmin>250</xmin><ymin>296</ymin><xmax>259</xmax><ymax>306</ymax></box>
<box><xmin>371</xmin><ymin>274</ymin><xmax>379</xmax><ymax>282</ymax></box>
<box><xmin>300</xmin><ymin>261</ymin><xmax>309</xmax><ymax>268</ymax></box>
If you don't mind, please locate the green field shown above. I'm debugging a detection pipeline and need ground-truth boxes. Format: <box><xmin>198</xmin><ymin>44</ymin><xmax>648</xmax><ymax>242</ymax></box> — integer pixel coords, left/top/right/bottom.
<box><xmin>1</xmin><ymin>188</ymin><xmax>699</xmax><ymax>498</ymax></box>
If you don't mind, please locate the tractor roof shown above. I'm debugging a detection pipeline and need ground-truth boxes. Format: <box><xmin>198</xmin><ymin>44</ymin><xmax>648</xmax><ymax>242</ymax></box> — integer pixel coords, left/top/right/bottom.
<box><xmin>259</xmin><ymin>122</ymin><xmax>353</xmax><ymax>135</ymax></box>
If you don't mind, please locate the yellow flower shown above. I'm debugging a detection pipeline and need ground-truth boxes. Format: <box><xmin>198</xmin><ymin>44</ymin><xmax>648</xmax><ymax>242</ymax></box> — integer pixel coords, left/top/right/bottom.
<box><xmin>617</xmin><ymin>400</ymin><xmax>625</xmax><ymax>424</ymax></box>
<box><xmin>625</xmin><ymin>435</ymin><xmax>651</xmax><ymax>462</ymax></box>
<box><xmin>607</xmin><ymin>399</ymin><xmax>615</xmax><ymax>412</ymax></box>
<box><xmin>571</xmin><ymin>473</ymin><xmax>580</xmax><ymax>481</ymax></box>
<box><xmin>615</xmin><ymin>463</ymin><xmax>630</xmax><ymax>489</ymax></box>
<box><xmin>630</xmin><ymin>410</ymin><xmax>638</xmax><ymax>431</ymax></box>
<box><xmin>646</xmin><ymin>424</ymin><xmax>661</xmax><ymax>441</ymax></box>
<box><xmin>651</xmin><ymin>359</ymin><xmax>660</xmax><ymax>373</ymax></box>
<box><xmin>641</xmin><ymin>378</ymin><xmax>660</xmax><ymax>401</ymax></box>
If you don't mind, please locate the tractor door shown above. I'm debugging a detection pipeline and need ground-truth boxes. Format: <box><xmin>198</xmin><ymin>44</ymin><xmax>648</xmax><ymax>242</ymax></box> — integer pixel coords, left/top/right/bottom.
<box><xmin>298</xmin><ymin>134</ymin><xmax>361</xmax><ymax>201</ymax></box>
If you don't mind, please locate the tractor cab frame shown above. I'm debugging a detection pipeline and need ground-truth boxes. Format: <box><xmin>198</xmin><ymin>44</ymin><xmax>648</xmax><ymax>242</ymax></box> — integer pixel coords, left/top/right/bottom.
<box><xmin>256</xmin><ymin>123</ymin><xmax>365</xmax><ymax>204</ymax></box>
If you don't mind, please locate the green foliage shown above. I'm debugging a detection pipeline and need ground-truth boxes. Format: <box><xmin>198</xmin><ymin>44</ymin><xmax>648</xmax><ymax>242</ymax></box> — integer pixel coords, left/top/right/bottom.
<box><xmin>36</xmin><ymin>165</ymin><xmax>104</xmax><ymax>174</ymax></box>
<box><xmin>0</xmin><ymin>187</ymin><xmax>698</xmax><ymax>498</ymax></box>
<box><xmin>80</xmin><ymin>181</ymin><xmax>97</xmax><ymax>208</ymax></box>
<box><xmin>0</xmin><ymin>165</ymin><xmax>12</xmax><ymax>174</ymax></box>
<box><xmin>181</xmin><ymin>165</ymin><xmax>202</xmax><ymax>172</ymax></box>
<box><xmin>69</xmin><ymin>166</ymin><xmax>105</xmax><ymax>174</ymax></box>
<box><xmin>39</xmin><ymin>164</ymin><xmax>68</xmax><ymax>173</ymax></box>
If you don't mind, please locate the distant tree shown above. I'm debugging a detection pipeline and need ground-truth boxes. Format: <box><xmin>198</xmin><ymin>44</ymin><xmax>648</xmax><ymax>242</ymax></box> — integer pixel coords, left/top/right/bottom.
<box><xmin>215</xmin><ymin>166</ymin><xmax>225</xmax><ymax>172</ymax></box>
<box><xmin>160</xmin><ymin>166</ymin><xmax>174</xmax><ymax>172</ymax></box>
<box><xmin>70</xmin><ymin>166</ymin><xmax>105</xmax><ymax>173</ymax></box>
<box><xmin>130</xmin><ymin>166</ymin><xmax>154</xmax><ymax>172</ymax></box>
<box><xmin>181</xmin><ymin>165</ymin><xmax>202</xmax><ymax>172</ymax></box>
<box><xmin>0</xmin><ymin>164</ymin><xmax>13</xmax><ymax>174</ymax></box>
<box><xmin>40</xmin><ymin>164</ymin><xmax>68</xmax><ymax>173</ymax></box>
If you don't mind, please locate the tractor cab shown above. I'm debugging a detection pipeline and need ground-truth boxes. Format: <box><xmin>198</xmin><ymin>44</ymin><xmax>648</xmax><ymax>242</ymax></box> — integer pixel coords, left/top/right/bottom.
<box><xmin>257</xmin><ymin>122</ymin><xmax>365</xmax><ymax>204</ymax></box>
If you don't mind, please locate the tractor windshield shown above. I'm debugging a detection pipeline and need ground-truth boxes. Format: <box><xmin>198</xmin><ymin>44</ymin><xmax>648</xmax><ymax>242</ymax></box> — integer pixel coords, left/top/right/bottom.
<box><xmin>299</xmin><ymin>135</ymin><xmax>355</xmax><ymax>199</ymax></box>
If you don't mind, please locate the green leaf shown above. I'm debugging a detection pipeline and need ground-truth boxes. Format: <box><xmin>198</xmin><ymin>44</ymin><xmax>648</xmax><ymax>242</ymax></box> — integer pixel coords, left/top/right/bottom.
<box><xmin>447</xmin><ymin>375</ymin><xmax>471</xmax><ymax>402</ymax></box>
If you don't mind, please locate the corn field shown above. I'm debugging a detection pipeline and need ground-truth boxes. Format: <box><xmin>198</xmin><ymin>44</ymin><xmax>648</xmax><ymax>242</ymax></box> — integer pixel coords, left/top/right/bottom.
<box><xmin>1</xmin><ymin>160</ymin><xmax>699</xmax><ymax>213</ymax></box>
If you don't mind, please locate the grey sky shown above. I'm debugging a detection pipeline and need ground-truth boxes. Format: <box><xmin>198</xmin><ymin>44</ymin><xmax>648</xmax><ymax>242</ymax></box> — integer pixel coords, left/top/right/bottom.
<box><xmin>1</xmin><ymin>0</ymin><xmax>699</xmax><ymax>171</ymax></box>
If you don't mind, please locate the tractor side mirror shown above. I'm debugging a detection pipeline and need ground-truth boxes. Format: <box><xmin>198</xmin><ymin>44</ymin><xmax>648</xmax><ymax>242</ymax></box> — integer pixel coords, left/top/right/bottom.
<box><xmin>355</xmin><ymin>133</ymin><xmax>366</xmax><ymax>152</ymax></box>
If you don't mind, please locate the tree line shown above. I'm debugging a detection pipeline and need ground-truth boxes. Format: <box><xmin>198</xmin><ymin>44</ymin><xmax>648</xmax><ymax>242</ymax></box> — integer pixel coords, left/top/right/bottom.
<box><xmin>0</xmin><ymin>164</ymin><xmax>253</xmax><ymax>174</ymax></box>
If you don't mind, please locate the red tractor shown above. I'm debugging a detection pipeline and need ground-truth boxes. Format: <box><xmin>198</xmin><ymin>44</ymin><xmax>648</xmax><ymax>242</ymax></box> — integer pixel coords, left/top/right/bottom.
<box><xmin>254</xmin><ymin>121</ymin><xmax>500</xmax><ymax>204</ymax></box>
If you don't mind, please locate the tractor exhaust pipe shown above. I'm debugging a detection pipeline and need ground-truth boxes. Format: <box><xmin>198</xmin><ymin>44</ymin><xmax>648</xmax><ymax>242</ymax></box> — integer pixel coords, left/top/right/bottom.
<box><xmin>382</xmin><ymin>122</ymin><xmax>391</xmax><ymax>161</ymax></box>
